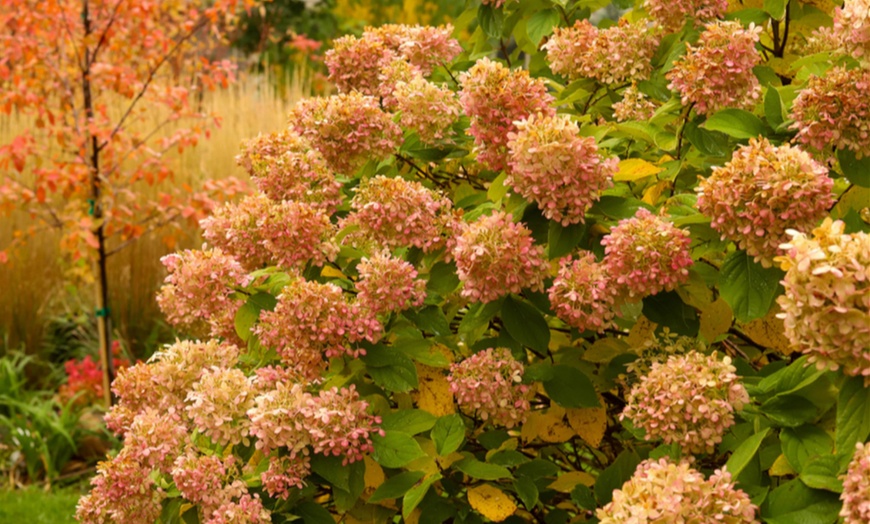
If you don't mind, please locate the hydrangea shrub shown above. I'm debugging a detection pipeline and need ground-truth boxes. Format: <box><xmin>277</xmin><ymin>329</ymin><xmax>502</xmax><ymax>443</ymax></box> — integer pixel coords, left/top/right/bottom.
<box><xmin>79</xmin><ymin>1</ymin><xmax>870</xmax><ymax>522</ymax></box>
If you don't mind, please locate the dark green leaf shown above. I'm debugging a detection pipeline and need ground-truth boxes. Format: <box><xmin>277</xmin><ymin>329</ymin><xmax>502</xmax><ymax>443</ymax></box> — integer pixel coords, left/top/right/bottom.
<box><xmin>571</xmin><ymin>484</ymin><xmax>596</xmax><ymax>510</ymax></box>
<box><xmin>754</xmin><ymin>356</ymin><xmax>823</xmax><ymax>398</ymax></box>
<box><xmin>478</xmin><ymin>4</ymin><xmax>504</xmax><ymax>38</ymax></box>
<box><xmin>595</xmin><ymin>450</ymin><xmax>641</xmax><ymax>505</ymax></box>
<box><xmin>725</xmin><ymin>428</ymin><xmax>770</xmax><ymax>479</ymax></box>
<box><xmin>762</xmin><ymin>480</ymin><xmax>841</xmax><ymax>524</ymax></box>
<box><xmin>488</xmin><ymin>450</ymin><xmax>530</xmax><ymax>467</ymax></box>
<box><xmin>311</xmin><ymin>454</ymin><xmax>349</xmax><ymax>491</ymax></box>
<box><xmin>406</xmin><ymin>306</ymin><xmax>451</xmax><ymax>337</ymax></box>
<box><xmin>685</xmin><ymin>121</ymin><xmax>730</xmax><ymax>157</ymax></box>
<box><xmin>702</xmin><ymin>109</ymin><xmax>766</xmax><ymax>139</ymax></box>
<box><xmin>781</xmin><ymin>425</ymin><xmax>834</xmax><ymax>473</ymax></box>
<box><xmin>362</xmin><ymin>346</ymin><xmax>419</xmax><ymax>393</ymax></box>
<box><xmin>334</xmin><ymin>460</ymin><xmax>365</xmax><ymax>512</ymax></box>
<box><xmin>588</xmin><ymin>196</ymin><xmax>650</xmax><ymax>220</ymax></box>
<box><xmin>642</xmin><ymin>291</ymin><xmax>700</xmax><ymax>337</ymax></box>
<box><xmin>427</xmin><ymin>262</ymin><xmax>461</xmax><ymax>296</ymax></box>
<box><xmin>372</xmin><ymin>431</ymin><xmax>425</xmax><ymax>468</ymax></box>
<box><xmin>380</xmin><ymin>409</ymin><xmax>437</xmax><ymax>436</ymax></box>
<box><xmin>720</xmin><ymin>250</ymin><xmax>784</xmax><ymax>323</ymax></box>
<box><xmin>526</xmin><ymin>8</ymin><xmax>560</xmax><ymax>46</ymax></box>
<box><xmin>295</xmin><ymin>501</ymin><xmax>335</xmax><ymax>524</ymax></box>
<box><xmin>403</xmin><ymin>473</ymin><xmax>442</xmax><ymax>519</ymax></box>
<box><xmin>432</xmin><ymin>414</ymin><xmax>466</xmax><ymax>456</ymax></box>
<box><xmin>515</xmin><ymin>459</ymin><xmax>561</xmax><ymax>480</ymax></box>
<box><xmin>800</xmin><ymin>455</ymin><xmax>843</xmax><ymax>493</ymax></box>
<box><xmin>836</xmin><ymin>376</ymin><xmax>870</xmax><ymax>466</ymax></box>
<box><xmin>764</xmin><ymin>87</ymin><xmax>784</xmax><ymax>128</ymax></box>
<box><xmin>501</xmin><ymin>295</ymin><xmax>550</xmax><ymax>354</ymax></box>
<box><xmin>454</xmin><ymin>457</ymin><xmax>512</xmax><ymax>480</ymax></box>
<box><xmin>837</xmin><ymin>148</ymin><xmax>870</xmax><ymax>188</ymax></box>
<box><xmin>543</xmin><ymin>365</ymin><xmax>599</xmax><ymax>408</ymax></box>
<box><xmin>762</xmin><ymin>395</ymin><xmax>818</xmax><ymax>427</ymax></box>
<box><xmin>369</xmin><ymin>471</ymin><xmax>426</xmax><ymax>503</ymax></box>
<box><xmin>548</xmin><ymin>221</ymin><xmax>586</xmax><ymax>260</ymax></box>
<box><xmin>514</xmin><ymin>475</ymin><xmax>539</xmax><ymax>509</ymax></box>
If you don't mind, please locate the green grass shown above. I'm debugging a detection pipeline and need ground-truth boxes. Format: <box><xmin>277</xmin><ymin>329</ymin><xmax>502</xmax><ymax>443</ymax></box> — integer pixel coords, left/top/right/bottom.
<box><xmin>0</xmin><ymin>485</ymin><xmax>84</xmax><ymax>524</ymax></box>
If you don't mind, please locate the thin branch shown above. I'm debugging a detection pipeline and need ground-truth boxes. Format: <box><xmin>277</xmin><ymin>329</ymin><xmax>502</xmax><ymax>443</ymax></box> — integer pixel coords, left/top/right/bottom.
<box><xmin>90</xmin><ymin>0</ymin><xmax>125</xmax><ymax>62</ymax></box>
<box><xmin>675</xmin><ymin>102</ymin><xmax>696</xmax><ymax>160</ymax></box>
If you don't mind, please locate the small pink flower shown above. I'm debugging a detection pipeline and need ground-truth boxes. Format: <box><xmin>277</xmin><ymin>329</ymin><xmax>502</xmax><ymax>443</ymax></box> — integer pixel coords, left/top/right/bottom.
<box><xmin>356</xmin><ymin>250</ymin><xmax>427</xmax><ymax>315</ymax></box>
<box><xmin>549</xmin><ymin>252</ymin><xmax>621</xmax><ymax>333</ymax></box>
<box><xmin>448</xmin><ymin>348</ymin><xmax>530</xmax><ymax>428</ymax></box>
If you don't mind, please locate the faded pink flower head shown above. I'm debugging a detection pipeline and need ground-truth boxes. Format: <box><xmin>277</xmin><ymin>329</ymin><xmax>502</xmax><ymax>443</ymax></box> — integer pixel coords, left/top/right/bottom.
<box><xmin>247</xmin><ymin>381</ymin><xmax>312</xmax><ymax>455</ymax></box>
<box><xmin>459</xmin><ymin>57</ymin><xmax>555</xmax><ymax>171</ymax></box>
<box><xmin>667</xmin><ymin>21</ymin><xmax>762</xmax><ymax>115</ymax></box>
<box><xmin>507</xmin><ymin>113</ymin><xmax>616</xmax><ymax>225</ymax></box>
<box><xmin>597</xmin><ymin>458</ymin><xmax>757</xmax><ymax>523</ymax></box>
<box><xmin>261</xmin><ymin>454</ymin><xmax>310</xmax><ymax>500</ymax></box>
<box><xmin>301</xmin><ymin>385</ymin><xmax>384</xmax><ymax>464</ymax></box>
<box><xmin>394</xmin><ymin>75</ymin><xmax>462</xmax><ymax>143</ymax></box>
<box><xmin>697</xmin><ymin>138</ymin><xmax>834</xmax><ymax>267</ymax></box>
<box><xmin>123</xmin><ymin>407</ymin><xmax>188</xmax><ymax>473</ymax></box>
<box><xmin>791</xmin><ymin>66</ymin><xmax>870</xmax><ymax>159</ymax></box>
<box><xmin>613</xmin><ymin>84</ymin><xmax>659</xmax><ymax>122</ymax></box>
<box><xmin>356</xmin><ymin>250</ymin><xmax>427</xmax><ymax>315</ymax></box>
<box><xmin>833</xmin><ymin>0</ymin><xmax>870</xmax><ymax>63</ymax></box>
<box><xmin>602</xmin><ymin>208</ymin><xmax>693</xmax><ymax>298</ymax></box>
<box><xmin>451</xmin><ymin>211</ymin><xmax>548</xmax><ymax>303</ymax></box>
<box><xmin>448</xmin><ymin>347</ymin><xmax>530</xmax><ymax>428</ymax></box>
<box><xmin>186</xmin><ymin>366</ymin><xmax>255</xmax><ymax>447</ymax></box>
<box><xmin>205</xmin><ymin>493</ymin><xmax>271</xmax><ymax>524</ymax></box>
<box><xmin>172</xmin><ymin>451</ymin><xmax>238</xmax><ymax>512</ymax></box>
<box><xmin>621</xmin><ymin>351</ymin><xmax>750</xmax><ymax>455</ymax></box>
<box><xmin>776</xmin><ymin>219</ymin><xmax>870</xmax><ymax>377</ymax></box>
<box><xmin>841</xmin><ymin>442</ymin><xmax>870</xmax><ymax>523</ymax></box>
<box><xmin>75</xmin><ymin>454</ymin><xmax>164</xmax><ymax>524</ymax></box>
<box><xmin>645</xmin><ymin>0</ymin><xmax>729</xmax><ymax>31</ymax></box>
<box><xmin>549</xmin><ymin>252</ymin><xmax>621</xmax><ymax>333</ymax></box>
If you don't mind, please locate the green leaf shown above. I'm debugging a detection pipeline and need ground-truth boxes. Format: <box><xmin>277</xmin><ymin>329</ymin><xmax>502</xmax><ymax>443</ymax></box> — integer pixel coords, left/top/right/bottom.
<box><xmin>762</xmin><ymin>479</ymin><xmax>841</xmax><ymax>524</ymax></box>
<box><xmin>403</xmin><ymin>473</ymin><xmax>441</xmax><ymax>518</ymax></box>
<box><xmin>427</xmin><ymin>261</ymin><xmax>460</xmax><ymax>296</ymax></box>
<box><xmin>311</xmin><ymin>454</ymin><xmax>349</xmax><ymax>491</ymax></box>
<box><xmin>514</xmin><ymin>475</ymin><xmax>539</xmax><ymax>509</ymax></box>
<box><xmin>754</xmin><ymin>356</ymin><xmax>823</xmax><ymax>398</ymax></box>
<box><xmin>295</xmin><ymin>501</ymin><xmax>335</xmax><ymax>524</ymax></box>
<box><xmin>725</xmin><ymin>427</ymin><xmax>770</xmax><ymax>479</ymax></box>
<box><xmin>762</xmin><ymin>395</ymin><xmax>818</xmax><ymax>428</ymax></box>
<box><xmin>684</xmin><ymin>121</ymin><xmax>730</xmax><ymax>157</ymax></box>
<box><xmin>372</xmin><ymin>431</ymin><xmax>426</xmax><ymax>468</ymax></box>
<box><xmin>719</xmin><ymin>250</ymin><xmax>784</xmax><ymax>323</ymax></box>
<box><xmin>800</xmin><ymin>455</ymin><xmax>843</xmax><ymax>493</ymax></box>
<box><xmin>543</xmin><ymin>365</ymin><xmax>600</xmax><ymax>408</ymax></box>
<box><xmin>380</xmin><ymin>409</ymin><xmax>437</xmax><ymax>436</ymax></box>
<box><xmin>836</xmin><ymin>376</ymin><xmax>870</xmax><ymax>464</ymax></box>
<box><xmin>454</xmin><ymin>457</ymin><xmax>512</xmax><ymax>480</ymax></box>
<box><xmin>526</xmin><ymin>8</ymin><xmax>560</xmax><ymax>46</ymax></box>
<box><xmin>595</xmin><ymin>450</ymin><xmax>641</xmax><ymax>505</ymax></box>
<box><xmin>781</xmin><ymin>425</ymin><xmax>834</xmax><ymax>473</ymax></box>
<box><xmin>369</xmin><ymin>471</ymin><xmax>426</xmax><ymax>503</ymax></box>
<box><xmin>702</xmin><ymin>109</ymin><xmax>766</xmax><ymax>139</ymax></box>
<box><xmin>515</xmin><ymin>459</ymin><xmax>561</xmax><ymax>479</ymax></box>
<box><xmin>763</xmin><ymin>0</ymin><xmax>787</xmax><ymax>19</ymax></box>
<box><xmin>233</xmin><ymin>292</ymin><xmax>276</xmax><ymax>342</ymax></box>
<box><xmin>642</xmin><ymin>291</ymin><xmax>700</xmax><ymax>337</ymax></box>
<box><xmin>362</xmin><ymin>346</ymin><xmax>419</xmax><ymax>393</ymax></box>
<box><xmin>478</xmin><ymin>4</ymin><xmax>504</xmax><ymax>38</ymax></box>
<box><xmin>548</xmin><ymin>221</ymin><xmax>586</xmax><ymax>260</ymax></box>
<box><xmin>333</xmin><ymin>460</ymin><xmax>365</xmax><ymax>512</ymax></box>
<box><xmin>764</xmin><ymin>87</ymin><xmax>784</xmax><ymax>128</ymax></box>
<box><xmin>571</xmin><ymin>484</ymin><xmax>596</xmax><ymax>510</ymax></box>
<box><xmin>837</xmin><ymin>148</ymin><xmax>870</xmax><ymax>188</ymax></box>
<box><xmin>431</xmin><ymin>414</ymin><xmax>465</xmax><ymax>456</ymax></box>
<box><xmin>405</xmin><ymin>306</ymin><xmax>451</xmax><ymax>337</ymax></box>
<box><xmin>501</xmin><ymin>295</ymin><xmax>550</xmax><ymax>354</ymax></box>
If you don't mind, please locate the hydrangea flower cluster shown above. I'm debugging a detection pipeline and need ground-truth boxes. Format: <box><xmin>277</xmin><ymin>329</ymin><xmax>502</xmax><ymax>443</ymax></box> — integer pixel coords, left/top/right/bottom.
<box><xmin>544</xmin><ymin>20</ymin><xmax>660</xmax><ymax>85</ymax></box>
<box><xmin>833</xmin><ymin>0</ymin><xmax>870</xmax><ymax>62</ymax></box>
<box><xmin>697</xmin><ymin>138</ymin><xmax>834</xmax><ymax>267</ymax></box>
<box><xmin>123</xmin><ymin>407</ymin><xmax>188</xmax><ymax>472</ymax></box>
<box><xmin>622</xmin><ymin>351</ymin><xmax>750</xmax><ymax>454</ymax></box>
<box><xmin>776</xmin><ymin>219</ymin><xmax>870</xmax><ymax>377</ymax></box>
<box><xmin>201</xmin><ymin>194</ymin><xmax>338</xmax><ymax>271</ymax></box>
<box><xmin>507</xmin><ymin>113</ymin><xmax>617</xmax><ymax>225</ymax></box>
<box><xmin>667</xmin><ymin>21</ymin><xmax>762</xmax><ymax>115</ymax></box>
<box><xmin>186</xmin><ymin>367</ymin><xmax>255</xmax><ymax>446</ymax></box>
<box><xmin>236</xmin><ymin>129</ymin><xmax>342</xmax><ymax>213</ymax></box>
<box><xmin>290</xmin><ymin>92</ymin><xmax>402</xmax><ymax>174</ymax></box>
<box><xmin>448</xmin><ymin>348</ymin><xmax>530</xmax><ymax>428</ymax></box>
<box><xmin>602</xmin><ymin>208</ymin><xmax>693</xmax><ymax>297</ymax></box>
<box><xmin>459</xmin><ymin>57</ymin><xmax>555</xmax><ymax>171</ymax></box>
<box><xmin>302</xmin><ymin>386</ymin><xmax>384</xmax><ymax>464</ymax></box>
<box><xmin>393</xmin><ymin>75</ymin><xmax>461</xmax><ymax>143</ymax></box>
<box><xmin>841</xmin><ymin>442</ymin><xmax>870</xmax><ymax>523</ymax></box>
<box><xmin>156</xmin><ymin>247</ymin><xmax>250</xmax><ymax>339</ymax></box>
<box><xmin>644</xmin><ymin>0</ymin><xmax>728</xmax><ymax>31</ymax></box>
<box><xmin>790</xmin><ymin>67</ymin><xmax>870</xmax><ymax>158</ymax></box>
<box><xmin>76</xmin><ymin>453</ymin><xmax>165</xmax><ymax>524</ymax></box>
<box><xmin>207</xmin><ymin>494</ymin><xmax>271</xmax><ymax>524</ymax></box>
<box><xmin>597</xmin><ymin>458</ymin><xmax>757</xmax><ymax>523</ymax></box>
<box><xmin>171</xmin><ymin>452</ymin><xmax>238</xmax><ymax>511</ymax></box>
<box><xmin>612</xmin><ymin>84</ymin><xmax>659</xmax><ymax>122</ymax></box>
<box><xmin>254</xmin><ymin>278</ymin><xmax>382</xmax><ymax>380</ymax></box>
<box><xmin>451</xmin><ymin>211</ymin><xmax>548</xmax><ymax>303</ymax></box>
<box><xmin>356</xmin><ymin>251</ymin><xmax>427</xmax><ymax>315</ymax></box>
<box><xmin>549</xmin><ymin>252</ymin><xmax>620</xmax><ymax>333</ymax></box>
<box><xmin>344</xmin><ymin>175</ymin><xmax>454</xmax><ymax>253</ymax></box>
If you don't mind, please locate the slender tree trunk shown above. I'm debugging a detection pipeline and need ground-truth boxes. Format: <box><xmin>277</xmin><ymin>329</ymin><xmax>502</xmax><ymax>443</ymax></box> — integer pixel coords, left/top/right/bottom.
<box><xmin>82</xmin><ymin>0</ymin><xmax>114</xmax><ymax>406</ymax></box>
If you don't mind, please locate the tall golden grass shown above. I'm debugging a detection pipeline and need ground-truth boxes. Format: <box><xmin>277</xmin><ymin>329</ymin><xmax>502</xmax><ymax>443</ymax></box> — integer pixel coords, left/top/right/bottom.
<box><xmin>0</xmin><ymin>70</ymin><xmax>310</xmax><ymax>354</ymax></box>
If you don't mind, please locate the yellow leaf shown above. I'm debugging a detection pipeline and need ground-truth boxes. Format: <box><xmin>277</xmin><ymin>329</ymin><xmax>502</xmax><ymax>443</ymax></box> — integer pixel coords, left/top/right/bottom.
<box><xmin>642</xmin><ymin>180</ymin><xmax>669</xmax><ymax>206</ymax></box>
<box><xmin>613</xmin><ymin>158</ymin><xmax>664</xmax><ymax>182</ymax></box>
<box><xmin>413</xmin><ymin>364</ymin><xmax>455</xmax><ymax>416</ymax></box>
<box><xmin>547</xmin><ymin>471</ymin><xmax>596</xmax><ymax>493</ymax></box>
<box><xmin>363</xmin><ymin>456</ymin><xmax>385</xmax><ymax>491</ymax></box>
<box><xmin>468</xmin><ymin>485</ymin><xmax>517</xmax><ymax>522</ymax></box>
<box><xmin>320</xmin><ymin>266</ymin><xmax>347</xmax><ymax>279</ymax></box>
<box><xmin>404</xmin><ymin>508</ymin><xmax>422</xmax><ymax>524</ymax></box>
<box><xmin>566</xmin><ymin>406</ymin><xmax>607</xmax><ymax>448</ymax></box>
<box><xmin>521</xmin><ymin>407</ymin><xmax>575</xmax><ymax>443</ymax></box>
<box><xmin>584</xmin><ymin>337</ymin><xmax>630</xmax><ymax>363</ymax></box>
<box><xmin>406</xmin><ymin>439</ymin><xmax>439</xmax><ymax>476</ymax></box>
<box><xmin>626</xmin><ymin>316</ymin><xmax>657</xmax><ymax>349</ymax></box>
<box><xmin>740</xmin><ymin>305</ymin><xmax>795</xmax><ymax>355</ymax></box>
<box><xmin>699</xmin><ymin>298</ymin><xmax>733</xmax><ymax>343</ymax></box>
<box><xmin>769</xmin><ymin>454</ymin><xmax>797</xmax><ymax>477</ymax></box>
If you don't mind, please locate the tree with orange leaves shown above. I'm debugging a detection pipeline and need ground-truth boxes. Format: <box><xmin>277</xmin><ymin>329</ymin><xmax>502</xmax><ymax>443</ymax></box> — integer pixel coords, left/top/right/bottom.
<box><xmin>0</xmin><ymin>0</ymin><xmax>257</xmax><ymax>405</ymax></box>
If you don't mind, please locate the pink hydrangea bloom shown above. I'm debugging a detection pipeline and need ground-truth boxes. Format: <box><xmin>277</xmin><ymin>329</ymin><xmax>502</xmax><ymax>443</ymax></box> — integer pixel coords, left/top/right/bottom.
<box><xmin>833</xmin><ymin>0</ymin><xmax>870</xmax><ymax>62</ymax></box>
<box><xmin>123</xmin><ymin>407</ymin><xmax>188</xmax><ymax>472</ymax></box>
<box><xmin>356</xmin><ymin>251</ymin><xmax>427</xmax><ymax>315</ymax></box>
<box><xmin>597</xmin><ymin>458</ymin><xmax>757</xmax><ymax>523</ymax></box>
<box><xmin>613</xmin><ymin>84</ymin><xmax>659</xmax><ymax>122</ymax></box>
<box><xmin>261</xmin><ymin>455</ymin><xmax>310</xmax><ymax>499</ymax></box>
<box><xmin>248</xmin><ymin>382</ymin><xmax>313</xmax><ymax>454</ymax></box>
<box><xmin>378</xmin><ymin>58</ymin><xmax>422</xmax><ymax>109</ymax></box>
<box><xmin>172</xmin><ymin>452</ymin><xmax>238</xmax><ymax>512</ymax></box>
<box><xmin>186</xmin><ymin>366</ymin><xmax>255</xmax><ymax>446</ymax></box>
<box><xmin>205</xmin><ymin>494</ymin><xmax>271</xmax><ymax>524</ymax></box>
<box><xmin>236</xmin><ymin>129</ymin><xmax>342</xmax><ymax>213</ymax></box>
<box><xmin>776</xmin><ymin>219</ymin><xmax>870</xmax><ymax>377</ymax></box>
<box><xmin>344</xmin><ymin>175</ymin><xmax>454</xmax><ymax>253</ymax></box>
<box><xmin>549</xmin><ymin>252</ymin><xmax>621</xmax><ymax>333</ymax></box>
<box><xmin>201</xmin><ymin>194</ymin><xmax>337</xmax><ymax>272</ymax></box>
<box><xmin>791</xmin><ymin>67</ymin><xmax>870</xmax><ymax>158</ymax></box>
<box><xmin>301</xmin><ymin>385</ymin><xmax>384</xmax><ymax>464</ymax></box>
<box><xmin>697</xmin><ymin>138</ymin><xmax>834</xmax><ymax>267</ymax></box>
<box><xmin>448</xmin><ymin>348</ymin><xmax>530</xmax><ymax>428</ymax></box>
<box><xmin>75</xmin><ymin>454</ymin><xmax>164</xmax><ymax>524</ymax></box>
<box><xmin>602</xmin><ymin>208</ymin><xmax>693</xmax><ymax>298</ymax></box>
<box><xmin>667</xmin><ymin>21</ymin><xmax>762</xmax><ymax>115</ymax></box>
<box><xmin>621</xmin><ymin>351</ymin><xmax>750</xmax><ymax>454</ymax></box>
<box><xmin>156</xmin><ymin>247</ymin><xmax>250</xmax><ymax>339</ymax></box>
<box><xmin>451</xmin><ymin>211</ymin><xmax>548</xmax><ymax>303</ymax></box>
<box><xmin>459</xmin><ymin>57</ymin><xmax>555</xmax><ymax>171</ymax></box>
<box><xmin>544</xmin><ymin>19</ymin><xmax>660</xmax><ymax>85</ymax></box>
<box><xmin>394</xmin><ymin>75</ymin><xmax>462</xmax><ymax>143</ymax></box>
<box><xmin>370</xmin><ymin>24</ymin><xmax>462</xmax><ymax>76</ymax></box>
<box><xmin>254</xmin><ymin>279</ymin><xmax>382</xmax><ymax>379</ymax></box>
<box><xmin>291</xmin><ymin>92</ymin><xmax>402</xmax><ymax>174</ymax></box>
<box><xmin>644</xmin><ymin>0</ymin><xmax>728</xmax><ymax>31</ymax></box>
<box><xmin>841</xmin><ymin>442</ymin><xmax>870</xmax><ymax>523</ymax></box>
<box><xmin>507</xmin><ymin>113</ymin><xmax>616</xmax><ymax>225</ymax></box>
<box><xmin>105</xmin><ymin>363</ymin><xmax>164</xmax><ymax>435</ymax></box>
